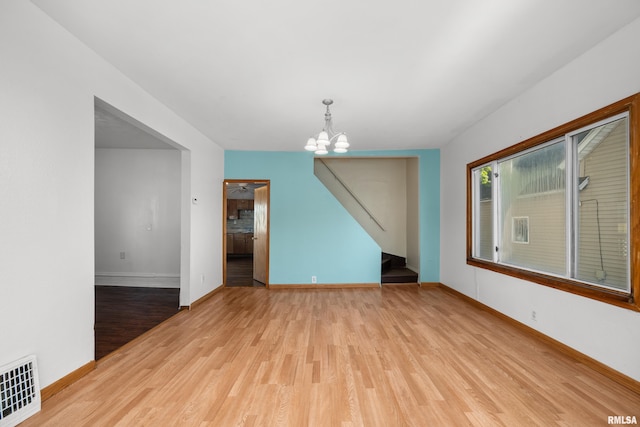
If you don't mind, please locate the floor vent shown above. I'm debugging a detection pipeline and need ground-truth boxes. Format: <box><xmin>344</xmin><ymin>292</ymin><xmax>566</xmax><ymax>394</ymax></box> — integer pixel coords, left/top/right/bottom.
<box><xmin>0</xmin><ymin>355</ymin><xmax>41</xmax><ymax>427</ymax></box>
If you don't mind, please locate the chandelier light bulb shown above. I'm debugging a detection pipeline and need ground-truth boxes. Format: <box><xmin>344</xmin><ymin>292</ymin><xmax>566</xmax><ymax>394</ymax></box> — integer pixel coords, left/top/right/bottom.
<box><xmin>315</xmin><ymin>144</ymin><xmax>328</xmax><ymax>155</ymax></box>
<box><xmin>316</xmin><ymin>131</ymin><xmax>329</xmax><ymax>144</ymax></box>
<box><xmin>334</xmin><ymin>134</ymin><xmax>349</xmax><ymax>149</ymax></box>
<box><xmin>304</xmin><ymin>138</ymin><xmax>317</xmax><ymax>151</ymax></box>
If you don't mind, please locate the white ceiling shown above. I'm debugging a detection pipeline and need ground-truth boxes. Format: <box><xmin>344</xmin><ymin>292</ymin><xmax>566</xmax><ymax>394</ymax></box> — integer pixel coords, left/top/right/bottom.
<box><xmin>33</xmin><ymin>0</ymin><xmax>640</xmax><ymax>152</ymax></box>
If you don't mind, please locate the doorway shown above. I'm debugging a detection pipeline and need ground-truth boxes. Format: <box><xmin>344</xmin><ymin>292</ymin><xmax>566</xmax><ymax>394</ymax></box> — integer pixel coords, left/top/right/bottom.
<box><xmin>223</xmin><ymin>180</ymin><xmax>270</xmax><ymax>287</ymax></box>
<box><xmin>94</xmin><ymin>98</ymin><xmax>188</xmax><ymax>359</ymax></box>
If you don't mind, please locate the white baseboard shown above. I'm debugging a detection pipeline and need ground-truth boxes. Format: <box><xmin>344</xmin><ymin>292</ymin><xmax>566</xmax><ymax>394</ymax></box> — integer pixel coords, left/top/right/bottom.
<box><xmin>95</xmin><ymin>273</ymin><xmax>180</xmax><ymax>288</ymax></box>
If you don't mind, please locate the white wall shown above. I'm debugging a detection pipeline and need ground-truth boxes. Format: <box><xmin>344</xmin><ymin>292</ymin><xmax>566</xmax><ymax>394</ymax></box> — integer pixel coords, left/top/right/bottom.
<box><xmin>440</xmin><ymin>17</ymin><xmax>640</xmax><ymax>381</ymax></box>
<box><xmin>0</xmin><ymin>0</ymin><xmax>224</xmax><ymax>389</ymax></box>
<box><xmin>95</xmin><ymin>148</ymin><xmax>181</xmax><ymax>282</ymax></box>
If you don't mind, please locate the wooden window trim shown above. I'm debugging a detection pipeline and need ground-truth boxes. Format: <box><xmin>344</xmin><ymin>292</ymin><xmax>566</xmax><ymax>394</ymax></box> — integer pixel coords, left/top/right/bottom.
<box><xmin>467</xmin><ymin>93</ymin><xmax>640</xmax><ymax>312</ymax></box>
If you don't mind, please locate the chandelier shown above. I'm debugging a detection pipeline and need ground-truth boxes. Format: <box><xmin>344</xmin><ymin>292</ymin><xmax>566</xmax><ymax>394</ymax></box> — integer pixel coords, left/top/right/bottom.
<box><xmin>304</xmin><ymin>99</ymin><xmax>350</xmax><ymax>155</ymax></box>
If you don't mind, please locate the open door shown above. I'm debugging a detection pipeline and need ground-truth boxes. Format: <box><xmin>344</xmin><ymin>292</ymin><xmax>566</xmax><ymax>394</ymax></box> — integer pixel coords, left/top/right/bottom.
<box><xmin>252</xmin><ymin>185</ymin><xmax>269</xmax><ymax>285</ymax></box>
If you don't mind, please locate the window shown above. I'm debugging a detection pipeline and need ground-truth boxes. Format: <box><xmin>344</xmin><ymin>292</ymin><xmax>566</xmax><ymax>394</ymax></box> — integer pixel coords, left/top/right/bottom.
<box><xmin>512</xmin><ymin>217</ymin><xmax>529</xmax><ymax>244</ymax></box>
<box><xmin>467</xmin><ymin>94</ymin><xmax>640</xmax><ymax>310</ymax></box>
<box><xmin>471</xmin><ymin>165</ymin><xmax>494</xmax><ymax>261</ymax></box>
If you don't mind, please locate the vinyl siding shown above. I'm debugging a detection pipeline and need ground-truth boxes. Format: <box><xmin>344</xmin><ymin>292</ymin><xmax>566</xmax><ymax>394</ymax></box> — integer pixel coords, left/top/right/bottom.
<box><xmin>478</xmin><ymin>200</ymin><xmax>493</xmax><ymax>260</ymax></box>
<box><xmin>501</xmin><ymin>191</ymin><xmax>566</xmax><ymax>275</ymax></box>
<box><xmin>577</xmin><ymin>120</ymin><xmax>628</xmax><ymax>290</ymax></box>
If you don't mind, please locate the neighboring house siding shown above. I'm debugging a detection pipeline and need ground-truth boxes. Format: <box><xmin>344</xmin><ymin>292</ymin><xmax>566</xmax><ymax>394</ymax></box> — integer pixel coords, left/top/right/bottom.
<box><xmin>498</xmin><ymin>119</ymin><xmax>628</xmax><ymax>288</ymax></box>
<box><xmin>478</xmin><ymin>200</ymin><xmax>493</xmax><ymax>260</ymax></box>
<box><xmin>501</xmin><ymin>191</ymin><xmax>566</xmax><ymax>275</ymax></box>
<box><xmin>577</xmin><ymin>120</ymin><xmax>628</xmax><ymax>289</ymax></box>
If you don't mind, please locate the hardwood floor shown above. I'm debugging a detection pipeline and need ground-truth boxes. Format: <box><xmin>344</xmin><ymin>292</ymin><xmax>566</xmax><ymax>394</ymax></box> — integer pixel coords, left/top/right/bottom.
<box><xmin>226</xmin><ymin>255</ymin><xmax>266</xmax><ymax>287</ymax></box>
<box><xmin>95</xmin><ymin>286</ymin><xmax>180</xmax><ymax>360</ymax></box>
<box><xmin>26</xmin><ymin>286</ymin><xmax>638</xmax><ymax>426</ymax></box>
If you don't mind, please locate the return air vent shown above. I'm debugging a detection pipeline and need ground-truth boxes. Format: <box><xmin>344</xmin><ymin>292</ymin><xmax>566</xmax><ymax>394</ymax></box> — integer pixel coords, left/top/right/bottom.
<box><xmin>0</xmin><ymin>355</ymin><xmax>41</xmax><ymax>427</ymax></box>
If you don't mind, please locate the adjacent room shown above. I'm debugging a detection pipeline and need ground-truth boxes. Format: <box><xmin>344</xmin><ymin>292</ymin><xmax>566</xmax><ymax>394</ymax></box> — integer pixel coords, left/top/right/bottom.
<box><xmin>1</xmin><ymin>1</ymin><xmax>639</xmax><ymax>425</ymax></box>
<box><xmin>94</xmin><ymin>100</ymin><xmax>183</xmax><ymax>359</ymax></box>
<box><xmin>224</xmin><ymin>181</ymin><xmax>268</xmax><ymax>288</ymax></box>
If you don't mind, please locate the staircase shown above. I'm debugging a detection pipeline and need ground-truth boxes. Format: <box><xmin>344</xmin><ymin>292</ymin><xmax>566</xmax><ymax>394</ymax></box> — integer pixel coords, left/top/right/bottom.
<box><xmin>381</xmin><ymin>253</ymin><xmax>418</xmax><ymax>284</ymax></box>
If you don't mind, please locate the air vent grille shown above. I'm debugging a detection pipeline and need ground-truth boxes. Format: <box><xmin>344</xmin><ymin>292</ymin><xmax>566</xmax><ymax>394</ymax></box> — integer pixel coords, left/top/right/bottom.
<box><xmin>0</xmin><ymin>355</ymin><xmax>41</xmax><ymax>427</ymax></box>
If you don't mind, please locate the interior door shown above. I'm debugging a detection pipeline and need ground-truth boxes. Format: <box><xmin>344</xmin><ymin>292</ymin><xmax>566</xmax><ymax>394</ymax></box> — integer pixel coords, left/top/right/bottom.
<box><xmin>253</xmin><ymin>186</ymin><xmax>268</xmax><ymax>284</ymax></box>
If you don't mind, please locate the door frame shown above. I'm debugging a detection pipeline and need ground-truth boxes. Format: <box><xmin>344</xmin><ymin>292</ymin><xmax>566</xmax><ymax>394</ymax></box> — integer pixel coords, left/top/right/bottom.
<box><xmin>223</xmin><ymin>179</ymin><xmax>270</xmax><ymax>288</ymax></box>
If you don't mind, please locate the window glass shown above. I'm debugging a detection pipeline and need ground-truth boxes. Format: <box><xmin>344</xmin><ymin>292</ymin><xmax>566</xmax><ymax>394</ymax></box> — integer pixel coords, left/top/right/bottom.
<box><xmin>498</xmin><ymin>141</ymin><xmax>566</xmax><ymax>274</ymax></box>
<box><xmin>468</xmin><ymin>95</ymin><xmax>637</xmax><ymax>307</ymax></box>
<box><xmin>574</xmin><ymin>117</ymin><xmax>629</xmax><ymax>291</ymax></box>
<box><xmin>512</xmin><ymin>217</ymin><xmax>529</xmax><ymax>244</ymax></box>
<box><xmin>473</xmin><ymin>166</ymin><xmax>493</xmax><ymax>260</ymax></box>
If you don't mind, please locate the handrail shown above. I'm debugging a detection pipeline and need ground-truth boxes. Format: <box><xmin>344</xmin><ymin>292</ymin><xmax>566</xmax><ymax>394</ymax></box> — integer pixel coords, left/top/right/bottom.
<box><xmin>318</xmin><ymin>159</ymin><xmax>386</xmax><ymax>231</ymax></box>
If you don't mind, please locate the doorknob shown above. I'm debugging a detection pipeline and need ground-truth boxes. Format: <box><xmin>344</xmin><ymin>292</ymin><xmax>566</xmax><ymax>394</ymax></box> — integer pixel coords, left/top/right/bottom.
<box><xmin>252</xmin><ymin>236</ymin><xmax>257</xmax><ymax>240</ymax></box>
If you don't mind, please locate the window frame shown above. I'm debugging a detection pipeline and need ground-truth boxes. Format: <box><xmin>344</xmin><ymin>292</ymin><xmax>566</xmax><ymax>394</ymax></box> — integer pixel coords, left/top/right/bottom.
<box><xmin>466</xmin><ymin>93</ymin><xmax>640</xmax><ymax>311</ymax></box>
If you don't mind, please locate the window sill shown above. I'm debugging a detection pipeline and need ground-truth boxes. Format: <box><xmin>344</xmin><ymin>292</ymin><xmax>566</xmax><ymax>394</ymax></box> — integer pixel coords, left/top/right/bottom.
<box><xmin>467</xmin><ymin>257</ymin><xmax>638</xmax><ymax>312</ymax></box>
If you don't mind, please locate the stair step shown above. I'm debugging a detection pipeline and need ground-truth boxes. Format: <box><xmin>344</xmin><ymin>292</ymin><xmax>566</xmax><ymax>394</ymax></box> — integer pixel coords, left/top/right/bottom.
<box><xmin>381</xmin><ymin>252</ymin><xmax>407</xmax><ymax>269</ymax></box>
<box><xmin>381</xmin><ymin>257</ymin><xmax>392</xmax><ymax>273</ymax></box>
<box><xmin>381</xmin><ymin>252</ymin><xmax>417</xmax><ymax>283</ymax></box>
<box><xmin>381</xmin><ymin>267</ymin><xmax>418</xmax><ymax>284</ymax></box>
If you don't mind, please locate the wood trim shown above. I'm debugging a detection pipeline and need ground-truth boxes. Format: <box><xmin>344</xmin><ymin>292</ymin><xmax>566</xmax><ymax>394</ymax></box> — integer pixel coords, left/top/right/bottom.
<box><xmin>40</xmin><ymin>360</ymin><xmax>95</xmax><ymax>401</ymax></box>
<box><xmin>436</xmin><ymin>283</ymin><xmax>640</xmax><ymax>395</ymax></box>
<box><xmin>468</xmin><ymin>93</ymin><xmax>639</xmax><ymax>170</ymax></box>
<box><xmin>41</xmin><ymin>285</ymin><xmax>223</xmax><ymax>402</ymax></box>
<box><xmin>466</xmin><ymin>92</ymin><xmax>640</xmax><ymax>311</ymax></box>
<box><xmin>467</xmin><ymin>258</ymin><xmax>638</xmax><ymax>311</ymax></box>
<box><xmin>269</xmin><ymin>283</ymin><xmax>380</xmax><ymax>289</ymax></box>
<box><xmin>264</xmin><ymin>183</ymin><xmax>270</xmax><ymax>288</ymax></box>
<box><xmin>222</xmin><ymin>181</ymin><xmax>228</xmax><ymax>288</ymax></box>
<box><xmin>630</xmin><ymin>94</ymin><xmax>640</xmax><ymax>316</ymax></box>
<box><xmin>189</xmin><ymin>284</ymin><xmax>225</xmax><ymax>309</ymax></box>
<box><xmin>382</xmin><ymin>283</ymin><xmax>420</xmax><ymax>286</ymax></box>
<box><xmin>419</xmin><ymin>282</ymin><xmax>440</xmax><ymax>288</ymax></box>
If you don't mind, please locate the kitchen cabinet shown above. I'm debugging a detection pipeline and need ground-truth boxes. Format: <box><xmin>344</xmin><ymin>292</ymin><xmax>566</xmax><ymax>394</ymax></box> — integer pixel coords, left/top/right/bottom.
<box><xmin>227</xmin><ymin>199</ymin><xmax>238</xmax><ymax>218</ymax></box>
<box><xmin>227</xmin><ymin>199</ymin><xmax>254</xmax><ymax>218</ymax></box>
<box><xmin>237</xmin><ymin>199</ymin><xmax>254</xmax><ymax>210</ymax></box>
<box><xmin>229</xmin><ymin>233</ymin><xmax>253</xmax><ymax>254</ymax></box>
<box><xmin>233</xmin><ymin>233</ymin><xmax>245</xmax><ymax>254</ymax></box>
<box><xmin>245</xmin><ymin>233</ymin><xmax>254</xmax><ymax>253</ymax></box>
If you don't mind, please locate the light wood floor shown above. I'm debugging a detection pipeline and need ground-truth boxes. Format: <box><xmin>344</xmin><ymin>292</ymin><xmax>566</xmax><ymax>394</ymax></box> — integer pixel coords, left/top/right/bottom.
<box><xmin>24</xmin><ymin>286</ymin><xmax>639</xmax><ymax>426</ymax></box>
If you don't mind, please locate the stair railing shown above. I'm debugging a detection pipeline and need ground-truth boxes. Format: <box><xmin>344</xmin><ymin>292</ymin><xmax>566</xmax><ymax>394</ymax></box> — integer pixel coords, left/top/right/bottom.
<box><xmin>317</xmin><ymin>159</ymin><xmax>386</xmax><ymax>231</ymax></box>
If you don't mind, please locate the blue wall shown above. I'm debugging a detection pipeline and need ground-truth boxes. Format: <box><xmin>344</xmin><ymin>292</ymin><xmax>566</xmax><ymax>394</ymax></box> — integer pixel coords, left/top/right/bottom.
<box><xmin>341</xmin><ymin>150</ymin><xmax>440</xmax><ymax>282</ymax></box>
<box><xmin>224</xmin><ymin>149</ymin><xmax>440</xmax><ymax>284</ymax></box>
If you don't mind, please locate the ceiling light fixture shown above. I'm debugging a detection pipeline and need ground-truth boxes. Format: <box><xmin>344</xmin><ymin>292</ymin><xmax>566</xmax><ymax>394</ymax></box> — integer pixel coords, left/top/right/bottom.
<box><xmin>304</xmin><ymin>99</ymin><xmax>349</xmax><ymax>155</ymax></box>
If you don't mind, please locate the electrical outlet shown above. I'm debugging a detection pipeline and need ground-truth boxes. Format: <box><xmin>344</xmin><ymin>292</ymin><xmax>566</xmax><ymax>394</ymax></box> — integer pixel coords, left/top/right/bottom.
<box><xmin>120</xmin><ymin>251</ymin><xmax>125</xmax><ymax>260</ymax></box>
<box><xmin>531</xmin><ymin>310</ymin><xmax>537</xmax><ymax>322</ymax></box>
<box><xmin>311</xmin><ymin>276</ymin><xmax>317</xmax><ymax>284</ymax></box>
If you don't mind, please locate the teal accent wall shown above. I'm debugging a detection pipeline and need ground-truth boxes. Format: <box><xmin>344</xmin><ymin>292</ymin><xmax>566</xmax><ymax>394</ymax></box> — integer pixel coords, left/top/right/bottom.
<box><xmin>224</xmin><ymin>149</ymin><xmax>440</xmax><ymax>284</ymax></box>
<box><xmin>337</xmin><ymin>150</ymin><xmax>440</xmax><ymax>282</ymax></box>
<box><xmin>225</xmin><ymin>151</ymin><xmax>381</xmax><ymax>284</ymax></box>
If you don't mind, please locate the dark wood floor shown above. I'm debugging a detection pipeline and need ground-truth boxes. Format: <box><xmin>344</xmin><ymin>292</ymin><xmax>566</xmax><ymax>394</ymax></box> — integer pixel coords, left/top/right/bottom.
<box><xmin>226</xmin><ymin>255</ymin><xmax>266</xmax><ymax>287</ymax></box>
<box><xmin>94</xmin><ymin>286</ymin><xmax>180</xmax><ymax>360</ymax></box>
<box><xmin>96</xmin><ymin>255</ymin><xmax>261</xmax><ymax>360</ymax></box>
